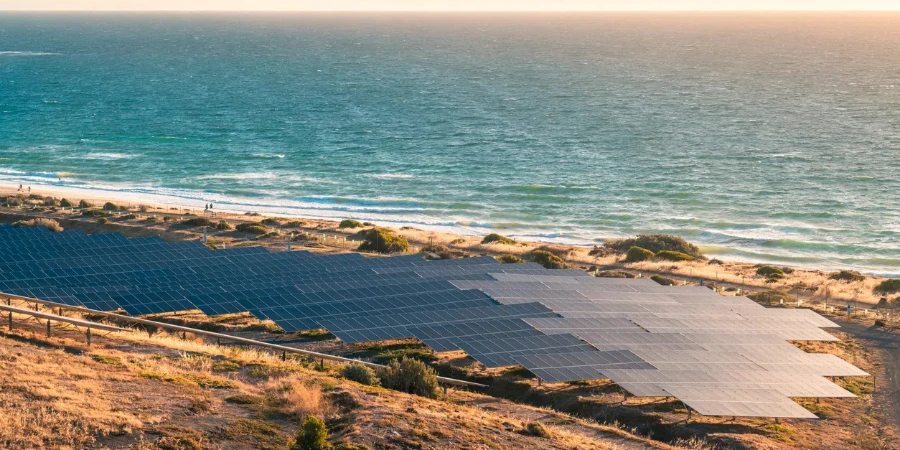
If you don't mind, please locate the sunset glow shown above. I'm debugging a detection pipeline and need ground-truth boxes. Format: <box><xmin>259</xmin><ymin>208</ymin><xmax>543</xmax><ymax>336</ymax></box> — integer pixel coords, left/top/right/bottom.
<box><xmin>1</xmin><ymin>0</ymin><xmax>899</xmax><ymax>11</ymax></box>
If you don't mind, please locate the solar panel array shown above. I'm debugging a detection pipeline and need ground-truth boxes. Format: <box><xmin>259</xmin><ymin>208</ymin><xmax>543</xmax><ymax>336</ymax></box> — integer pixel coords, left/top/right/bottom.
<box><xmin>0</xmin><ymin>225</ymin><xmax>866</xmax><ymax>418</ymax></box>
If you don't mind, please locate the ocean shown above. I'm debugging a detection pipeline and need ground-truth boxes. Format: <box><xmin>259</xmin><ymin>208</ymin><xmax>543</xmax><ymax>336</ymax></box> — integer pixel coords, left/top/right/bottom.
<box><xmin>0</xmin><ymin>12</ymin><xmax>898</xmax><ymax>275</ymax></box>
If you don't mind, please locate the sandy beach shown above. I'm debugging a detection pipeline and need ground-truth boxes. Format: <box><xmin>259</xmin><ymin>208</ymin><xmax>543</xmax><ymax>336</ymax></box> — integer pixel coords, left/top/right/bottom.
<box><xmin>1</xmin><ymin>182</ymin><xmax>893</xmax><ymax>308</ymax></box>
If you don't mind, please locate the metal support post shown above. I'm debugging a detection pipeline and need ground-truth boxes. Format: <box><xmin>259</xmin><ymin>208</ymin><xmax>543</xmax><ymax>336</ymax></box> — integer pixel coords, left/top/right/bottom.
<box><xmin>86</xmin><ymin>327</ymin><xmax>91</xmax><ymax>346</ymax></box>
<box><xmin>47</xmin><ymin>319</ymin><xmax>51</xmax><ymax>337</ymax></box>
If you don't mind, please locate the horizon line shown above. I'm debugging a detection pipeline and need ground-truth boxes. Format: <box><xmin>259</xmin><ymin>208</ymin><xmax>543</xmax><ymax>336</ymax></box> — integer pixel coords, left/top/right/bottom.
<box><xmin>2</xmin><ymin>9</ymin><xmax>899</xmax><ymax>12</ymax></box>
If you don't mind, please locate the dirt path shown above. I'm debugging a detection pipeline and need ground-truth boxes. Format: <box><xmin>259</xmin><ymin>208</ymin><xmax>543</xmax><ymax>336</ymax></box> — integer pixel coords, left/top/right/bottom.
<box><xmin>839</xmin><ymin>322</ymin><xmax>900</xmax><ymax>430</ymax></box>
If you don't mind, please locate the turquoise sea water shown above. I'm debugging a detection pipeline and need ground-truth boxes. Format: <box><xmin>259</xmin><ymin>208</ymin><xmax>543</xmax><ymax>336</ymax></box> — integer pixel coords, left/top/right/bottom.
<box><xmin>0</xmin><ymin>13</ymin><xmax>898</xmax><ymax>275</ymax></box>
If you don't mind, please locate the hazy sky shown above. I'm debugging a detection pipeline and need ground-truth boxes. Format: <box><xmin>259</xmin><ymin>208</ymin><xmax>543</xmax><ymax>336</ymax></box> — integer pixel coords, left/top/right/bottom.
<box><xmin>2</xmin><ymin>0</ymin><xmax>898</xmax><ymax>11</ymax></box>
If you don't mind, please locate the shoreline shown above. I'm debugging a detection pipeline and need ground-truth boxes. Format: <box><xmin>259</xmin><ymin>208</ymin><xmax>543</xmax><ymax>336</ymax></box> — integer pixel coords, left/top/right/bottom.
<box><xmin>0</xmin><ymin>183</ymin><xmax>895</xmax><ymax>307</ymax></box>
<box><xmin>1</xmin><ymin>179</ymin><xmax>896</xmax><ymax>277</ymax></box>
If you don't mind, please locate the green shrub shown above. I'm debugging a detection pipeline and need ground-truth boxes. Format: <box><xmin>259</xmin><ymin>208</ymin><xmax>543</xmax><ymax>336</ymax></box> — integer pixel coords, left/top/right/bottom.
<box><xmin>874</xmin><ymin>279</ymin><xmax>900</xmax><ymax>295</ymax></box>
<box><xmin>42</xmin><ymin>196</ymin><xmax>59</xmax><ymax>206</ymax></box>
<box><xmin>285</xmin><ymin>220</ymin><xmax>305</xmax><ymax>228</ymax></box>
<box><xmin>605</xmin><ymin>234</ymin><xmax>703</xmax><ymax>258</ymax></box>
<box><xmin>59</xmin><ymin>198</ymin><xmax>74</xmax><ymax>208</ymax></box>
<box><xmin>78</xmin><ymin>200</ymin><xmax>93</xmax><ymax>209</ymax></box>
<box><xmin>595</xmin><ymin>270</ymin><xmax>636</xmax><ymax>279</ymax></box>
<box><xmin>829</xmin><ymin>270</ymin><xmax>866</xmax><ymax>282</ymax></box>
<box><xmin>181</xmin><ymin>217</ymin><xmax>213</xmax><ymax>227</ymax></box>
<box><xmin>338</xmin><ymin>219</ymin><xmax>364</xmax><ymax>229</ymax></box>
<box><xmin>261</xmin><ymin>218</ymin><xmax>282</xmax><ymax>226</ymax></box>
<box><xmin>97</xmin><ymin>217</ymin><xmax>109</xmax><ymax>224</ymax></box>
<box><xmin>378</xmin><ymin>357</ymin><xmax>440</xmax><ymax>398</ymax></box>
<box><xmin>236</xmin><ymin>223</ymin><xmax>269</xmax><ymax>235</ymax></box>
<box><xmin>747</xmin><ymin>290</ymin><xmax>794</xmax><ymax>304</ymax></box>
<box><xmin>358</xmin><ymin>228</ymin><xmax>410</xmax><ymax>254</ymax></box>
<box><xmin>531</xmin><ymin>250</ymin><xmax>567</xmax><ymax>269</ymax></box>
<box><xmin>291</xmin><ymin>415</ymin><xmax>329</xmax><ymax>450</ymax></box>
<box><xmin>650</xmin><ymin>274</ymin><xmax>676</xmax><ymax>286</ymax></box>
<box><xmin>522</xmin><ymin>422</ymin><xmax>551</xmax><ymax>438</ymax></box>
<box><xmin>497</xmin><ymin>254</ymin><xmax>525</xmax><ymax>264</ymax></box>
<box><xmin>102</xmin><ymin>201</ymin><xmax>119</xmax><ymax>211</ymax></box>
<box><xmin>12</xmin><ymin>218</ymin><xmax>63</xmax><ymax>232</ymax></box>
<box><xmin>215</xmin><ymin>220</ymin><xmax>233</xmax><ymax>231</ymax></box>
<box><xmin>341</xmin><ymin>363</ymin><xmax>379</xmax><ymax>386</ymax></box>
<box><xmin>481</xmin><ymin>233</ymin><xmax>516</xmax><ymax>245</ymax></box>
<box><xmin>756</xmin><ymin>265</ymin><xmax>785</xmax><ymax>278</ymax></box>
<box><xmin>623</xmin><ymin>246</ymin><xmax>655</xmax><ymax>263</ymax></box>
<box><xmin>655</xmin><ymin>250</ymin><xmax>694</xmax><ymax>262</ymax></box>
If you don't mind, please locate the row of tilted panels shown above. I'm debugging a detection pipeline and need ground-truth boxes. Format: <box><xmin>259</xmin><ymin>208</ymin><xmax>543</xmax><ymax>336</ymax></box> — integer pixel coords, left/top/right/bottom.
<box><xmin>0</xmin><ymin>225</ymin><xmax>866</xmax><ymax>418</ymax></box>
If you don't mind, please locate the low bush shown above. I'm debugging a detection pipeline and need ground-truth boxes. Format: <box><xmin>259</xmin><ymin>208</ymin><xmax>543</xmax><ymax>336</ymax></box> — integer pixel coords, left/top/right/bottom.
<box><xmin>261</xmin><ymin>218</ymin><xmax>282</xmax><ymax>226</ymax></box>
<box><xmin>655</xmin><ymin>250</ymin><xmax>694</xmax><ymax>262</ymax></box>
<box><xmin>497</xmin><ymin>254</ymin><xmax>525</xmax><ymax>264</ymax></box>
<box><xmin>481</xmin><ymin>233</ymin><xmax>516</xmax><ymax>245</ymax></box>
<box><xmin>285</xmin><ymin>220</ymin><xmax>305</xmax><ymax>228</ymax></box>
<box><xmin>708</xmin><ymin>258</ymin><xmax>724</xmax><ymax>265</ymax></box>
<box><xmin>829</xmin><ymin>270</ymin><xmax>866</xmax><ymax>282</ymax></box>
<box><xmin>59</xmin><ymin>198</ymin><xmax>74</xmax><ymax>208</ymax></box>
<box><xmin>747</xmin><ymin>290</ymin><xmax>793</xmax><ymax>304</ymax></box>
<box><xmin>595</xmin><ymin>270</ymin><xmax>636</xmax><ymax>279</ymax></box>
<box><xmin>12</xmin><ymin>218</ymin><xmax>63</xmax><ymax>232</ymax></box>
<box><xmin>97</xmin><ymin>218</ymin><xmax>109</xmax><ymax>224</ymax></box>
<box><xmin>623</xmin><ymin>246</ymin><xmax>655</xmax><ymax>263</ymax></box>
<box><xmin>341</xmin><ymin>363</ymin><xmax>379</xmax><ymax>386</ymax></box>
<box><xmin>521</xmin><ymin>422</ymin><xmax>551</xmax><ymax>438</ymax></box>
<box><xmin>42</xmin><ymin>196</ymin><xmax>58</xmax><ymax>206</ymax></box>
<box><xmin>605</xmin><ymin>234</ymin><xmax>703</xmax><ymax>258</ymax></box>
<box><xmin>102</xmin><ymin>201</ymin><xmax>119</xmax><ymax>211</ymax></box>
<box><xmin>875</xmin><ymin>319</ymin><xmax>887</xmax><ymax>327</ymax></box>
<box><xmin>236</xmin><ymin>223</ymin><xmax>269</xmax><ymax>235</ymax></box>
<box><xmin>874</xmin><ymin>279</ymin><xmax>900</xmax><ymax>295</ymax></box>
<box><xmin>588</xmin><ymin>246</ymin><xmax>614</xmax><ymax>257</ymax></box>
<box><xmin>338</xmin><ymin>219</ymin><xmax>364</xmax><ymax>229</ymax></box>
<box><xmin>78</xmin><ymin>200</ymin><xmax>93</xmax><ymax>209</ymax></box>
<box><xmin>449</xmin><ymin>238</ymin><xmax>467</xmax><ymax>245</ymax></box>
<box><xmin>378</xmin><ymin>357</ymin><xmax>440</xmax><ymax>398</ymax></box>
<box><xmin>291</xmin><ymin>415</ymin><xmax>329</xmax><ymax>450</ymax></box>
<box><xmin>215</xmin><ymin>220</ymin><xmax>233</xmax><ymax>230</ymax></box>
<box><xmin>756</xmin><ymin>265</ymin><xmax>785</xmax><ymax>278</ymax></box>
<box><xmin>182</xmin><ymin>217</ymin><xmax>214</xmax><ymax>227</ymax></box>
<box><xmin>531</xmin><ymin>250</ymin><xmax>567</xmax><ymax>269</ymax></box>
<box><xmin>650</xmin><ymin>274</ymin><xmax>676</xmax><ymax>286</ymax></box>
<box><xmin>358</xmin><ymin>228</ymin><xmax>409</xmax><ymax>254</ymax></box>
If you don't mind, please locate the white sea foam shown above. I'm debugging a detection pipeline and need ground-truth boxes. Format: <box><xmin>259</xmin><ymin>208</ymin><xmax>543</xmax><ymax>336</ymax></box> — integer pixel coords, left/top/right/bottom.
<box><xmin>196</xmin><ymin>172</ymin><xmax>279</xmax><ymax>181</ymax></box>
<box><xmin>366</xmin><ymin>173</ymin><xmax>416</xmax><ymax>180</ymax></box>
<box><xmin>0</xmin><ymin>51</ymin><xmax>61</xmax><ymax>56</ymax></box>
<box><xmin>82</xmin><ymin>153</ymin><xmax>134</xmax><ymax>160</ymax></box>
<box><xmin>251</xmin><ymin>153</ymin><xmax>286</xmax><ymax>159</ymax></box>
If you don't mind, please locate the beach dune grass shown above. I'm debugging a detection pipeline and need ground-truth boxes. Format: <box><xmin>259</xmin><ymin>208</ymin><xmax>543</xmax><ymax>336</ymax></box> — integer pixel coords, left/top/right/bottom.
<box><xmin>338</xmin><ymin>219</ymin><xmax>364</xmax><ymax>229</ymax></box>
<box><xmin>830</xmin><ymin>270</ymin><xmax>866</xmax><ymax>282</ymax></box>
<box><xmin>12</xmin><ymin>217</ymin><xmax>63</xmax><ymax>232</ymax></box>
<box><xmin>654</xmin><ymin>250</ymin><xmax>694</xmax><ymax>262</ymax></box>
<box><xmin>605</xmin><ymin>234</ymin><xmax>703</xmax><ymax>258</ymax></box>
<box><xmin>482</xmin><ymin>233</ymin><xmax>517</xmax><ymax>245</ymax></box>
<box><xmin>624</xmin><ymin>246</ymin><xmax>655</xmax><ymax>263</ymax></box>
<box><xmin>497</xmin><ymin>254</ymin><xmax>525</xmax><ymax>264</ymax></box>
<box><xmin>875</xmin><ymin>279</ymin><xmax>900</xmax><ymax>295</ymax></box>
<box><xmin>531</xmin><ymin>250</ymin><xmax>567</xmax><ymax>269</ymax></box>
<box><xmin>358</xmin><ymin>228</ymin><xmax>409</xmax><ymax>254</ymax></box>
<box><xmin>236</xmin><ymin>223</ymin><xmax>269</xmax><ymax>235</ymax></box>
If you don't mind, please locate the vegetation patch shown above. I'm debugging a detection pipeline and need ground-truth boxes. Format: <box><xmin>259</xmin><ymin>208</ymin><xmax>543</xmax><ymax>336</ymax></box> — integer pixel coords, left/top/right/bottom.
<box><xmin>225</xmin><ymin>394</ymin><xmax>264</xmax><ymax>405</ymax></box>
<box><xmin>623</xmin><ymin>246</ymin><xmax>655</xmax><ymax>263</ymax></box>
<box><xmin>829</xmin><ymin>270</ymin><xmax>866</xmax><ymax>282</ymax></box>
<box><xmin>747</xmin><ymin>290</ymin><xmax>794</xmax><ymax>304</ymax></box>
<box><xmin>91</xmin><ymin>355</ymin><xmax>124</xmax><ymax>367</ymax></box>
<box><xmin>261</xmin><ymin>218</ymin><xmax>283</xmax><ymax>226</ymax></box>
<box><xmin>338</xmin><ymin>219</ymin><xmax>364</xmax><ymax>229</ymax></box>
<box><xmin>218</xmin><ymin>419</ymin><xmax>288</xmax><ymax>449</ymax></box>
<box><xmin>654</xmin><ymin>250</ymin><xmax>694</xmax><ymax>262</ymax></box>
<box><xmin>357</xmin><ymin>228</ymin><xmax>410</xmax><ymax>254</ymax></box>
<box><xmin>215</xmin><ymin>220</ymin><xmax>233</xmax><ymax>230</ymax></box>
<box><xmin>496</xmin><ymin>254</ymin><xmax>525</xmax><ymax>264</ymax></box>
<box><xmin>595</xmin><ymin>270</ymin><xmax>636</xmax><ymax>279</ymax></box>
<box><xmin>341</xmin><ymin>362</ymin><xmax>380</xmax><ymax>386</ymax></box>
<box><xmin>519</xmin><ymin>422</ymin><xmax>551</xmax><ymax>439</ymax></box>
<box><xmin>82</xmin><ymin>209</ymin><xmax>113</xmax><ymax>217</ymax></box>
<box><xmin>756</xmin><ymin>265</ymin><xmax>786</xmax><ymax>281</ymax></box>
<box><xmin>605</xmin><ymin>234</ymin><xmax>703</xmax><ymax>258</ymax></box>
<box><xmin>299</xmin><ymin>328</ymin><xmax>335</xmax><ymax>340</ymax></box>
<box><xmin>236</xmin><ymin>223</ymin><xmax>269</xmax><ymax>235</ymax></box>
<box><xmin>348</xmin><ymin>342</ymin><xmax>435</xmax><ymax>364</ymax></box>
<box><xmin>139</xmin><ymin>370</ymin><xmax>237</xmax><ymax>389</ymax></box>
<box><xmin>378</xmin><ymin>357</ymin><xmax>441</xmax><ymax>398</ymax></box>
<box><xmin>181</xmin><ymin>217</ymin><xmax>214</xmax><ymax>227</ymax></box>
<box><xmin>291</xmin><ymin>415</ymin><xmax>329</xmax><ymax>450</ymax></box>
<box><xmin>531</xmin><ymin>250</ymin><xmax>567</xmax><ymax>269</ymax></box>
<box><xmin>650</xmin><ymin>274</ymin><xmax>677</xmax><ymax>286</ymax></box>
<box><xmin>874</xmin><ymin>279</ymin><xmax>900</xmax><ymax>295</ymax></box>
<box><xmin>481</xmin><ymin>233</ymin><xmax>516</xmax><ymax>245</ymax></box>
<box><xmin>59</xmin><ymin>198</ymin><xmax>74</xmax><ymax>208</ymax></box>
<box><xmin>12</xmin><ymin>218</ymin><xmax>63</xmax><ymax>232</ymax></box>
